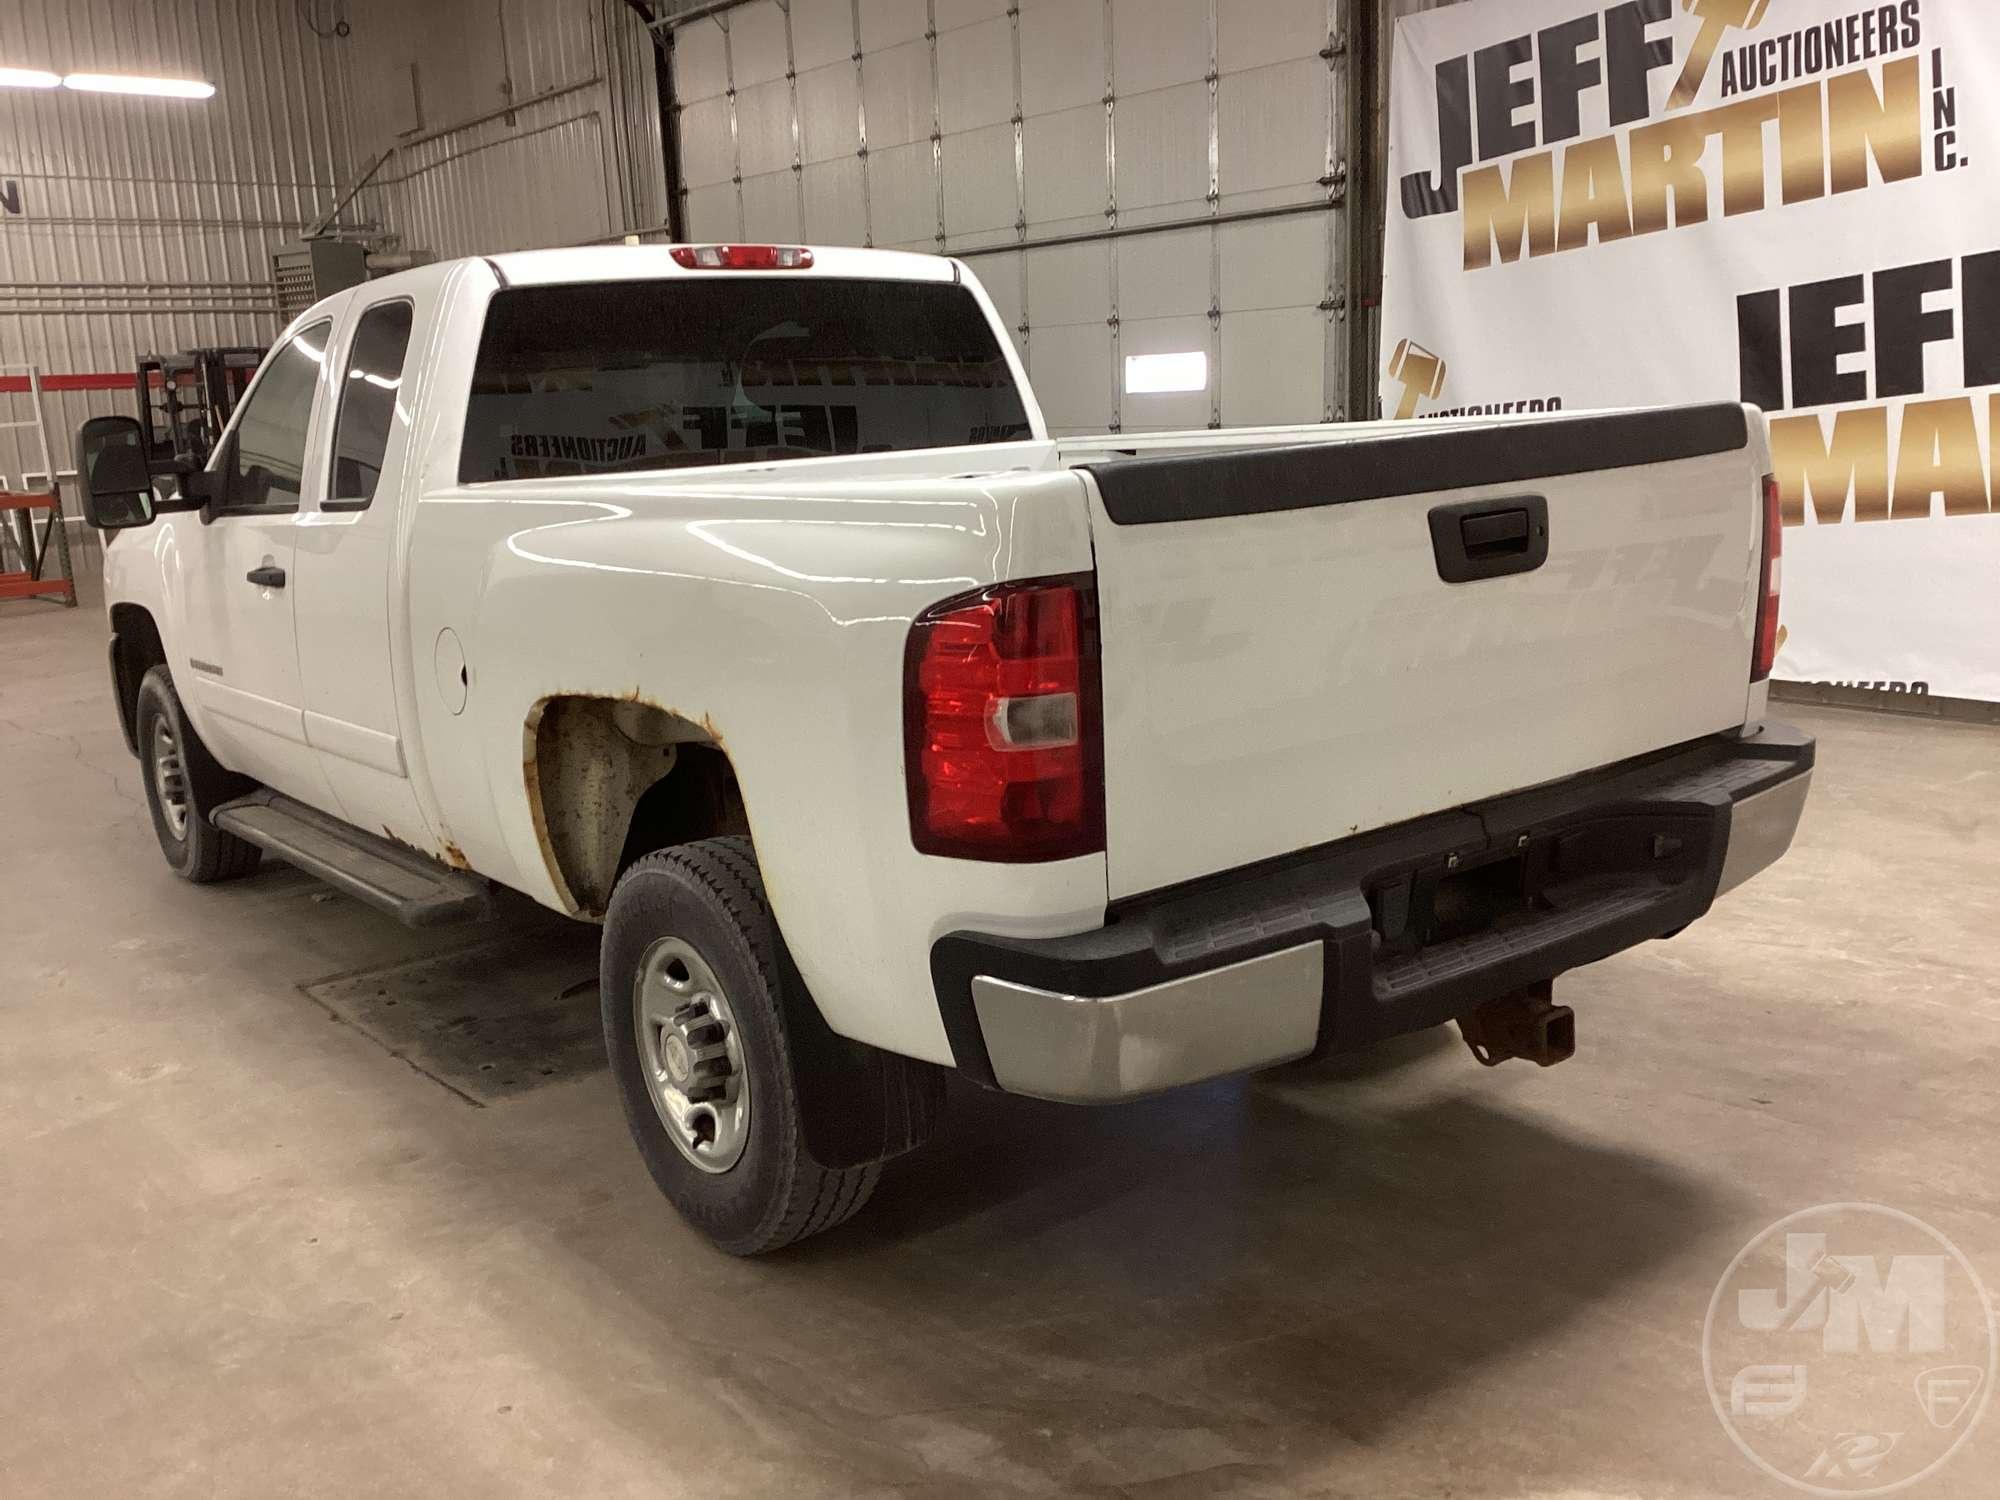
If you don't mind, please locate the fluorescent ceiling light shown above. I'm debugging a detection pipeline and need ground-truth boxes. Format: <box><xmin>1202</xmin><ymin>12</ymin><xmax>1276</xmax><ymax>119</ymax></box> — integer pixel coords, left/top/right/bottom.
<box><xmin>63</xmin><ymin>72</ymin><xmax>216</xmax><ymax>99</ymax></box>
<box><xmin>0</xmin><ymin>66</ymin><xmax>62</xmax><ymax>89</ymax></box>
<box><xmin>1124</xmin><ymin>350</ymin><xmax>1208</xmax><ymax>395</ymax></box>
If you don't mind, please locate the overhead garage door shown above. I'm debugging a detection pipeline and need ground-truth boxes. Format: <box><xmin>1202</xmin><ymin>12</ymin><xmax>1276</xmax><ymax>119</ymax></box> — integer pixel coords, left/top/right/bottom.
<box><xmin>670</xmin><ymin>0</ymin><xmax>1358</xmax><ymax>435</ymax></box>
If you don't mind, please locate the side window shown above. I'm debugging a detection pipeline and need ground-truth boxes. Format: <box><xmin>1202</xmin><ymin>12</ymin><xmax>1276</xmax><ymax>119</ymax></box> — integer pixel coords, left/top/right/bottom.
<box><xmin>327</xmin><ymin>301</ymin><xmax>415</xmax><ymax>511</ymax></box>
<box><xmin>222</xmin><ymin>320</ymin><xmax>330</xmax><ymax>512</ymax></box>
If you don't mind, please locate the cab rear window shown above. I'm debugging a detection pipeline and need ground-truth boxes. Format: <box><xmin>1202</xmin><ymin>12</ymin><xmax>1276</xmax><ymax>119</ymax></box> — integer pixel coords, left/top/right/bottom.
<box><xmin>458</xmin><ymin>277</ymin><xmax>1032</xmax><ymax>483</ymax></box>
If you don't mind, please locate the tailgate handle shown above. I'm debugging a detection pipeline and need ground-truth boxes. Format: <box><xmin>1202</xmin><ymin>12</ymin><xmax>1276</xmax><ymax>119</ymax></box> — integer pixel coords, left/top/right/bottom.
<box><xmin>1428</xmin><ymin>496</ymin><xmax>1549</xmax><ymax>583</ymax></box>
<box><xmin>1461</xmin><ymin>508</ymin><xmax>1530</xmax><ymax>554</ymax></box>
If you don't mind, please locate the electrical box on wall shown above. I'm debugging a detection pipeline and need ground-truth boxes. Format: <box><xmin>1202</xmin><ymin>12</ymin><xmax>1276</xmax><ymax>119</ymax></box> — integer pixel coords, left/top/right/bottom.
<box><xmin>272</xmin><ymin>239</ymin><xmax>369</xmax><ymax>320</ymax></box>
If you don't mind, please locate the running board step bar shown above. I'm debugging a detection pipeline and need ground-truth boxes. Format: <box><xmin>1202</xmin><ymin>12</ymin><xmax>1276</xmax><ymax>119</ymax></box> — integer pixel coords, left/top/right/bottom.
<box><xmin>212</xmin><ymin>790</ymin><xmax>493</xmax><ymax>928</ymax></box>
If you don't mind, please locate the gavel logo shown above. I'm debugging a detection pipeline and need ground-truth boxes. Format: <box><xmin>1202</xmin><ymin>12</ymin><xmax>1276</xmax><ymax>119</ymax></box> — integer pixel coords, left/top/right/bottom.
<box><xmin>1669</xmin><ymin>0</ymin><xmax>1772</xmax><ymax>110</ymax></box>
<box><xmin>1386</xmin><ymin>339</ymin><xmax>1448</xmax><ymax>419</ymax></box>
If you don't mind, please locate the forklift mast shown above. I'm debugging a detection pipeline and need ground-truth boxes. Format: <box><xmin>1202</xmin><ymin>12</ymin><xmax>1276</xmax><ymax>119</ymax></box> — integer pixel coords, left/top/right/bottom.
<box><xmin>134</xmin><ymin>347</ymin><xmax>264</xmax><ymax>471</ymax></box>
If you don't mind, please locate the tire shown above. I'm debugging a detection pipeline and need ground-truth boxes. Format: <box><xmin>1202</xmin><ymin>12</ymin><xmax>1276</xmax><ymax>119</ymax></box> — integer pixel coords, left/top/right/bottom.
<box><xmin>601</xmin><ymin>837</ymin><xmax>881</xmax><ymax>1255</ymax></box>
<box><xmin>134</xmin><ymin>665</ymin><xmax>263</xmax><ymax>883</ymax></box>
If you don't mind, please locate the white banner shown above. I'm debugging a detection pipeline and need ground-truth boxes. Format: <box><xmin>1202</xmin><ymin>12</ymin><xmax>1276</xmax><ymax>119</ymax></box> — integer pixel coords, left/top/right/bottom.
<box><xmin>1381</xmin><ymin>0</ymin><xmax>2000</xmax><ymax>701</ymax></box>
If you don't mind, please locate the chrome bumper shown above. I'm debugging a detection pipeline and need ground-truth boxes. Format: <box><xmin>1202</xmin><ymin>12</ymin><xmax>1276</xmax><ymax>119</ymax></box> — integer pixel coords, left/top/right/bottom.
<box><xmin>970</xmin><ymin>943</ymin><xmax>1324</xmax><ymax>1104</ymax></box>
<box><xmin>1716</xmin><ymin>768</ymin><xmax>1812</xmax><ymax>896</ymax></box>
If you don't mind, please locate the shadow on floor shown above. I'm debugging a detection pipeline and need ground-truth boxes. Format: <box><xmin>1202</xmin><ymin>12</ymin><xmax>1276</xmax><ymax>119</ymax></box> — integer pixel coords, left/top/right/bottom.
<box><xmin>282</xmin><ymin>893</ymin><xmax>1733</xmax><ymax>1493</ymax></box>
<box><xmin>544</xmin><ymin>1051</ymin><xmax>1729</xmax><ymax>1490</ymax></box>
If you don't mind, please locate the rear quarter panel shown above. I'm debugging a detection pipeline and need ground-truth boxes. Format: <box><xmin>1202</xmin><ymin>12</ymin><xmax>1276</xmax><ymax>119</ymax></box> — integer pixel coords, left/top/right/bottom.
<box><xmin>405</xmin><ymin>463</ymin><xmax>1104</xmax><ymax>1064</ymax></box>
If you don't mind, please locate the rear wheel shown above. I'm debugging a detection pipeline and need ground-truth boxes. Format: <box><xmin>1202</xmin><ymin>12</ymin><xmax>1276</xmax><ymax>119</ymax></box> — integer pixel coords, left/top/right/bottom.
<box><xmin>601</xmin><ymin>837</ymin><xmax>881</xmax><ymax>1254</ymax></box>
<box><xmin>134</xmin><ymin>666</ymin><xmax>262</xmax><ymax>883</ymax></box>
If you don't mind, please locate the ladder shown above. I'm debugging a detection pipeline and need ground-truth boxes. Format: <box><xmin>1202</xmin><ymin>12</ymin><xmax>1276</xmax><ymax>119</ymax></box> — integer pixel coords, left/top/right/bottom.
<box><xmin>0</xmin><ymin>363</ymin><xmax>77</xmax><ymax>608</ymax></box>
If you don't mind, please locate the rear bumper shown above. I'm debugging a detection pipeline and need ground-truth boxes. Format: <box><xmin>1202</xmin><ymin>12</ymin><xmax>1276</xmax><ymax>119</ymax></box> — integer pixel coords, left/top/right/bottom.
<box><xmin>932</xmin><ymin>721</ymin><xmax>1813</xmax><ymax>1103</ymax></box>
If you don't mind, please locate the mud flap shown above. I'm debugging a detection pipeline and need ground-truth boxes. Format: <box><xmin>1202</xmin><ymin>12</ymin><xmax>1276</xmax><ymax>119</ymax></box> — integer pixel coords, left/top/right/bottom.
<box><xmin>778</xmin><ymin>949</ymin><xmax>946</xmax><ymax>1169</ymax></box>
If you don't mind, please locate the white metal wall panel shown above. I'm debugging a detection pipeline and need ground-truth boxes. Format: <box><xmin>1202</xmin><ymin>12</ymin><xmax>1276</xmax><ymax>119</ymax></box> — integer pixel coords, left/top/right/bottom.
<box><xmin>1222</xmin><ymin>305</ymin><xmax>1326</xmax><ymax>424</ymax></box>
<box><xmin>790</xmin><ymin>0</ymin><xmax>855</xmax><ymax>72</ymax></box>
<box><xmin>1026</xmin><ymin>322</ymin><xmax>1114</xmax><ymax>438</ymax></box>
<box><xmin>799</xmin><ymin>157</ymin><xmax>866</xmax><ymax>246</ymax></box>
<box><xmin>741</xmin><ymin>167</ymin><xmax>801</xmax><ymax>243</ymax></box>
<box><xmin>1219</xmin><ymin>57</ymin><xmax>1329</xmax><ymax>204</ymax></box>
<box><xmin>1018</xmin><ymin>0</ymin><xmax>1102</xmax><ymax>117</ymax></box>
<box><xmin>355</xmin><ymin>0</ymin><xmax>665</xmax><ymax>265</ymax></box>
<box><xmin>670</xmin><ymin>0</ymin><xmax>1355</xmax><ymax>434</ymax></box>
<box><xmin>728</xmin><ymin>1</ymin><xmax>792</xmax><ymax>84</ymax></box>
<box><xmin>861</xmin><ymin>0</ymin><xmax>929</xmax><ymax>50</ymax></box>
<box><xmin>868</xmin><ymin>140</ymin><xmax>935</xmax><ymax>250</ymax></box>
<box><xmin>1114</xmin><ymin>0</ymin><xmax>1208</xmax><ymax>95</ymax></box>
<box><xmin>941</xmin><ymin>123</ymin><xmax>1014</xmax><ymax>241</ymax></box>
<box><xmin>1113</xmin><ymin>226</ymin><xmax>1207</xmax><ymax>435</ymax></box>
<box><xmin>1112</xmin><ymin>83</ymin><xmax>1209</xmax><ymax>223</ymax></box>
<box><xmin>679</xmin><ymin>95</ymin><xmax>734</xmax><ymax>194</ymax></box>
<box><xmin>376</xmin><ymin>96</ymin><xmax>617</xmax><ymax>261</ymax></box>
<box><xmin>1024</xmin><ymin>242</ymin><xmax>1111</xmax><ymax>436</ymax></box>
<box><xmin>1022</xmin><ymin>108</ymin><xmax>1104</xmax><ymax>229</ymax></box>
<box><xmin>1115</xmin><ymin>231</ymin><xmax>1206</xmax><ymax>322</ymax></box>
<box><xmin>862</xmin><ymin>41</ymin><xmax>928</xmax><ymax>153</ymax></box>
<box><xmin>0</xmin><ymin>0</ymin><xmax>359</xmax><ymax>497</ymax></box>
<box><xmin>937</xmin><ymin>17</ymin><xmax>1012</xmax><ymax>135</ymax></box>
<box><xmin>935</xmin><ymin>0</ymin><xmax>1009</xmax><ymax>26</ymax></box>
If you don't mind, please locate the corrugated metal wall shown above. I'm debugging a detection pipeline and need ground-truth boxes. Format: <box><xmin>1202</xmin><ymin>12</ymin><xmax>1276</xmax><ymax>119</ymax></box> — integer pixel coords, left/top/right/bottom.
<box><xmin>346</xmin><ymin>0</ymin><xmax>667</xmax><ymax>263</ymax></box>
<box><xmin>0</xmin><ymin>0</ymin><xmax>360</xmax><ymax>495</ymax></box>
<box><xmin>3</xmin><ymin>0</ymin><xmax>1401</xmax><ymax>528</ymax></box>
<box><xmin>669</xmin><ymin>0</ymin><xmax>1359</xmax><ymax>436</ymax></box>
<box><xmin>0</xmin><ymin>0</ymin><xmax>668</xmax><ymax>531</ymax></box>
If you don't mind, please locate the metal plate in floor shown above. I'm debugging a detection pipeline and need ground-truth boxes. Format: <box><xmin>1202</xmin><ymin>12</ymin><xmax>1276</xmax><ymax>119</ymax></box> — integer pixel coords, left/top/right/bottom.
<box><xmin>302</xmin><ymin>925</ymin><xmax>603</xmax><ymax>1104</ymax></box>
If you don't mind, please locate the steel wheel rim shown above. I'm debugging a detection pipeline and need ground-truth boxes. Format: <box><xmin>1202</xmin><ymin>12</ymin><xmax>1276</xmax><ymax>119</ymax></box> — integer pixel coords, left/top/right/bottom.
<box><xmin>633</xmin><ymin>936</ymin><xmax>750</xmax><ymax>1174</ymax></box>
<box><xmin>150</xmin><ymin>717</ymin><xmax>190</xmax><ymax>841</ymax></box>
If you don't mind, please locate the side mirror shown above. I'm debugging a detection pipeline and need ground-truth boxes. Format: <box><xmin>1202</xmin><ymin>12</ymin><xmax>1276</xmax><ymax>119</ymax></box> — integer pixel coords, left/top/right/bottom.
<box><xmin>75</xmin><ymin>415</ymin><xmax>157</xmax><ymax>530</ymax></box>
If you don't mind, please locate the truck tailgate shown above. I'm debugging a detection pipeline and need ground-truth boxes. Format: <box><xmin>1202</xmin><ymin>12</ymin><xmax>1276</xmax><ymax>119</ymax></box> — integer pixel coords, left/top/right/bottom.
<box><xmin>1077</xmin><ymin>404</ymin><xmax>1763</xmax><ymax>900</ymax></box>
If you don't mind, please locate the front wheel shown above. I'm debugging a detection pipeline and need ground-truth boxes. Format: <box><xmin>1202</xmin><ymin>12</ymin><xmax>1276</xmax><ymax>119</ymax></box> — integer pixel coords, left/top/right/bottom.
<box><xmin>601</xmin><ymin>837</ymin><xmax>880</xmax><ymax>1255</ymax></box>
<box><xmin>134</xmin><ymin>666</ymin><xmax>262</xmax><ymax>883</ymax></box>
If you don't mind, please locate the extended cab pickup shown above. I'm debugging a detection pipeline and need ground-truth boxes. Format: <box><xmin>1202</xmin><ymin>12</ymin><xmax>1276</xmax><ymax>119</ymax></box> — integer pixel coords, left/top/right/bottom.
<box><xmin>78</xmin><ymin>244</ymin><xmax>1811</xmax><ymax>1254</ymax></box>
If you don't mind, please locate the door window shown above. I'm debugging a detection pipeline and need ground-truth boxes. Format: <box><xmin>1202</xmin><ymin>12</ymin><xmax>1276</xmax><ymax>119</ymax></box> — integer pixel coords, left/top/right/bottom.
<box><xmin>220</xmin><ymin>320</ymin><xmax>330</xmax><ymax>512</ymax></box>
<box><xmin>327</xmin><ymin>300</ymin><xmax>415</xmax><ymax>510</ymax></box>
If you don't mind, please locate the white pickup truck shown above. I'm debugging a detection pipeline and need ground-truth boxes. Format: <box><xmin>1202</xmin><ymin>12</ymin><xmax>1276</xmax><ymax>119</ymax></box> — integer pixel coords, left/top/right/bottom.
<box><xmin>77</xmin><ymin>243</ymin><xmax>1812</xmax><ymax>1254</ymax></box>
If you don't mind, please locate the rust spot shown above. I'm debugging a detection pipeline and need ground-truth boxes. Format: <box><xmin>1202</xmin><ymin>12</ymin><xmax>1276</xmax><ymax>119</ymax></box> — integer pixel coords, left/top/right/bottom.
<box><xmin>380</xmin><ymin>822</ymin><xmax>471</xmax><ymax>872</ymax></box>
<box><xmin>521</xmin><ymin>694</ymin><xmax>737</xmax><ymax>919</ymax></box>
<box><xmin>521</xmin><ymin>699</ymin><xmax>584</xmax><ymax>915</ymax></box>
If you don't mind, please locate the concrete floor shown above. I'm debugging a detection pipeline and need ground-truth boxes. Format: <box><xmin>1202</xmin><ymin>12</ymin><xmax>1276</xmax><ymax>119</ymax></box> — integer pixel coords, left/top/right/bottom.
<box><xmin>3</xmin><ymin>588</ymin><xmax>1996</xmax><ymax>1499</ymax></box>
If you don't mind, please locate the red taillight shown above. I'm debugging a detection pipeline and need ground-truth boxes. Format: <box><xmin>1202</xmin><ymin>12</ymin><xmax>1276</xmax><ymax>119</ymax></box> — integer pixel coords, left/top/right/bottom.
<box><xmin>1752</xmin><ymin>472</ymin><xmax>1782</xmax><ymax>681</ymax></box>
<box><xmin>669</xmin><ymin>243</ymin><xmax>814</xmax><ymax>270</ymax></box>
<box><xmin>904</xmin><ymin>576</ymin><xmax>1104</xmax><ymax>862</ymax></box>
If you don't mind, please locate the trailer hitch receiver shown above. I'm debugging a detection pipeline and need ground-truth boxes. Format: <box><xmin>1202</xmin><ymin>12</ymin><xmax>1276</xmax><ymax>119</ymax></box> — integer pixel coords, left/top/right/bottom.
<box><xmin>1457</xmin><ymin>981</ymin><xmax>1575</xmax><ymax>1067</ymax></box>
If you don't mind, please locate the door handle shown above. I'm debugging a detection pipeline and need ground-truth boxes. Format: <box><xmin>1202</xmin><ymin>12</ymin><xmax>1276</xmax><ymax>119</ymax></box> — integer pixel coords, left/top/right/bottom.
<box><xmin>246</xmin><ymin>565</ymin><xmax>287</xmax><ymax>589</ymax></box>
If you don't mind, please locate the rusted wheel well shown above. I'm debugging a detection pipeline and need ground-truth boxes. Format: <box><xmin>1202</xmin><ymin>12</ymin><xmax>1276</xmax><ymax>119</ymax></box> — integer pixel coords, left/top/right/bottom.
<box><xmin>525</xmin><ymin>696</ymin><xmax>748</xmax><ymax>917</ymax></box>
<box><xmin>107</xmin><ymin>603</ymin><xmax>167</xmax><ymax>755</ymax></box>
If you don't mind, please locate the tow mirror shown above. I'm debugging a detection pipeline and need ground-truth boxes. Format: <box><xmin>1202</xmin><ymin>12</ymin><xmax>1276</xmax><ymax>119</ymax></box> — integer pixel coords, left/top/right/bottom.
<box><xmin>75</xmin><ymin>415</ymin><xmax>157</xmax><ymax>530</ymax></box>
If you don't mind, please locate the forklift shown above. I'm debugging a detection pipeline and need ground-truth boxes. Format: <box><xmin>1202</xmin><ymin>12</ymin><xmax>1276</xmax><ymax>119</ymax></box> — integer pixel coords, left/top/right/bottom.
<box><xmin>133</xmin><ymin>346</ymin><xmax>265</xmax><ymax>470</ymax></box>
